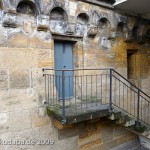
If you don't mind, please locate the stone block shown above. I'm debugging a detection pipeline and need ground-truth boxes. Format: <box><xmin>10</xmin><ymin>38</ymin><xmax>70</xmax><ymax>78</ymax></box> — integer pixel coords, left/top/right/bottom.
<box><xmin>37</xmin><ymin>136</ymin><xmax>78</xmax><ymax>150</ymax></box>
<box><xmin>69</xmin><ymin>2</ymin><xmax>77</xmax><ymax>16</ymax></box>
<box><xmin>8</xmin><ymin>33</ymin><xmax>28</xmax><ymax>48</ymax></box>
<box><xmin>31</xmin><ymin>68</ymin><xmax>45</xmax><ymax>88</ymax></box>
<box><xmin>39</xmin><ymin>125</ymin><xmax>52</xmax><ymax>139</ymax></box>
<box><xmin>116</xmin><ymin>136</ymin><xmax>127</xmax><ymax>145</ymax></box>
<box><xmin>0</xmin><ymin>130</ymin><xmax>39</xmax><ymax>150</ymax></box>
<box><xmin>0</xmin><ymin>28</ymin><xmax>8</xmax><ymax>47</ymax></box>
<box><xmin>52</xmin><ymin>119</ymin><xmax>73</xmax><ymax>130</ymax></box>
<box><xmin>38</xmin><ymin>49</ymin><xmax>51</xmax><ymax>60</ymax></box>
<box><xmin>79</xmin><ymin>122</ymin><xmax>102</xmax><ymax>147</ymax></box>
<box><xmin>10</xmin><ymin>110</ymin><xmax>31</xmax><ymax>132</ymax></box>
<box><xmin>0</xmin><ymin>112</ymin><xmax>10</xmax><ymax>133</ymax></box>
<box><xmin>102</xmin><ymin>126</ymin><xmax>113</xmax><ymax>142</ymax></box>
<box><xmin>58</xmin><ymin>123</ymin><xmax>84</xmax><ymax>140</ymax></box>
<box><xmin>87</xmin><ymin>26</ymin><xmax>98</xmax><ymax>37</ymax></box>
<box><xmin>31</xmin><ymin>108</ymin><xmax>50</xmax><ymax>128</ymax></box>
<box><xmin>0</xmin><ymin>69</ymin><xmax>8</xmax><ymax>90</ymax></box>
<box><xmin>18</xmin><ymin>127</ymin><xmax>39</xmax><ymax>141</ymax></box>
<box><xmin>65</xmin><ymin>23</ymin><xmax>76</xmax><ymax>35</ymax></box>
<box><xmin>0</xmin><ymin>47</ymin><xmax>38</xmax><ymax>68</ymax></box>
<box><xmin>0</xmin><ymin>89</ymin><xmax>38</xmax><ymax>112</ymax></box>
<box><xmin>9</xmin><ymin>68</ymin><xmax>30</xmax><ymax>89</ymax></box>
<box><xmin>113</xmin><ymin>126</ymin><xmax>128</xmax><ymax>138</ymax></box>
<box><xmin>3</xmin><ymin>12</ymin><xmax>17</xmax><ymax>28</ymax></box>
<box><xmin>37</xmin><ymin>15</ymin><xmax>50</xmax><ymax>31</ymax></box>
<box><xmin>80</xmin><ymin>139</ymin><xmax>102</xmax><ymax>150</ymax></box>
<box><xmin>29</xmin><ymin>37</ymin><xmax>52</xmax><ymax>49</ymax></box>
<box><xmin>38</xmin><ymin>59</ymin><xmax>54</xmax><ymax>68</ymax></box>
<box><xmin>100</xmin><ymin>139</ymin><xmax>118</xmax><ymax>150</ymax></box>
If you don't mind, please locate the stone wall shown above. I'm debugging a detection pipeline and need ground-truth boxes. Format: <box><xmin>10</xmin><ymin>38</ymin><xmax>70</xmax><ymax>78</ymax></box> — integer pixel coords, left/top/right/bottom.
<box><xmin>0</xmin><ymin>0</ymin><xmax>150</xmax><ymax>150</ymax></box>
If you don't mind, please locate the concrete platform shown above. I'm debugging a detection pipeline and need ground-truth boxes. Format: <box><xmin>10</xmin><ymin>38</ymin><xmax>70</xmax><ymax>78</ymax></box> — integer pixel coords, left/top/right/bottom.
<box><xmin>47</xmin><ymin>103</ymin><xmax>109</xmax><ymax>124</ymax></box>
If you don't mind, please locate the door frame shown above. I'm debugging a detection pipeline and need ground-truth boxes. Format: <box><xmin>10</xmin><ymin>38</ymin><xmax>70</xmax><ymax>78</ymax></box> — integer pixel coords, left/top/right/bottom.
<box><xmin>54</xmin><ymin>40</ymin><xmax>75</xmax><ymax>99</ymax></box>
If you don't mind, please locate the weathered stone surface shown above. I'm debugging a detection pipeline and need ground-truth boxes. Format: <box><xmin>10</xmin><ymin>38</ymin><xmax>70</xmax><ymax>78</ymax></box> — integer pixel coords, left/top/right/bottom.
<box><xmin>0</xmin><ymin>89</ymin><xmax>38</xmax><ymax>113</ymax></box>
<box><xmin>0</xmin><ymin>0</ymin><xmax>149</xmax><ymax>150</ymax></box>
<box><xmin>100</xmin><ymin>139</ymin><xmax>118</xmax><ymax>150</ymax></box>
<box><xmin>10</xmin><ymin>110</ymin><xmax>31</xmax><ymax>132</ymax></box>
<box><xmin>8</xmin><ymin>33</ymin><xmax>28</xmax><ymax>48</ymax></box>
<box><xmin>9</xmin><ymin>68</ymin><xmax>30</xmax><ymax>89</ymax></box>
<box><xmin>102</xmin><ymin>126</ymin><xmax>113</xmax><ymax>142</ymax></box>
<box><xmin>0</xmin><ymin>69</ymin><xmax>8</xmax><ymax>90</ymax></box>
<box><xmin>0</xmin><ymin>113</ymin><xmax>10</xmax><ymax>133</ymax></box>
<box><xmin>31</xmin><ymin>108</ymin><xmax>50</xmax><ymax>128</ymax></box>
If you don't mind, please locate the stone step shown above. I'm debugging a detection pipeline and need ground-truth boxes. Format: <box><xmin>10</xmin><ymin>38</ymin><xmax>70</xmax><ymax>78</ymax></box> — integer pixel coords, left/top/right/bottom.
<box><xmin>108</xmin><ymin>111</ymin><xmax>122</xmax><ymax>120</ymax></box>
<box><xmin>123</xmin><ymin>119</ymin><xmax>136</xmax><ymax>127</ymax></box>
<box><xmin>115</xmin><ymin>115</ymin><xmax>129</xmax><ymax>124</ymax></box>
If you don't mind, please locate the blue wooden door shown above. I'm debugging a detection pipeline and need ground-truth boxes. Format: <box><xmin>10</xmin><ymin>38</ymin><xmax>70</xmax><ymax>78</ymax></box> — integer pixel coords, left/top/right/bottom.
<box><xmin>54</xmin><ymin>41</ymin><xmax>74</xmax><ymax>99</ymax></box>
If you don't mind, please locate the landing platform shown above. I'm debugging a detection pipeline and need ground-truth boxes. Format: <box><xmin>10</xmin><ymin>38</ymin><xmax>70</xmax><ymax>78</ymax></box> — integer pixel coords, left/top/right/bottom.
<box><xmin>47</xmin><ymin>102</ymin><xmax>109</xmax><ymax>124</ymax></box>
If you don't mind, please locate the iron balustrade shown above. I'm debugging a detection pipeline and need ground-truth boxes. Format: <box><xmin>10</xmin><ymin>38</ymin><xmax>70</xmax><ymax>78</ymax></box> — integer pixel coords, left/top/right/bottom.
<box><xmin>43</xmin><ymin>68</ymin><xmax>150</xmax><ymax>126</ymax></box>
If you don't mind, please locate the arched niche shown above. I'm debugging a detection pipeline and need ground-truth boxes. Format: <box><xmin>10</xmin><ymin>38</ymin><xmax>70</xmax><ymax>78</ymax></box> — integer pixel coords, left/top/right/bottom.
<box><xmin>77</xmin><ymin>13</ymin><xmax>89</xmax><ymax>25</ymax></box>
<box><xmin>116</xmin><ymin>22</ymin><xmax>126</xmax><ymax>37</ymax></box>
<box><xmin>117</xmin><ymin>22</ymin><xmax>126</xmax><ymax>32</ymax></box>
<box><xmin>17</xmin><ymin>0</ymin><xmax>38</xmax><ymax>16</ymax></box>
<box><xmin>50</xmin><ymin>7</ymin><xmax>67</xmax><ymax>22</ymax></box>
<box><xmin>132</xmin><ymin>26</ymin><xmax>139</xmax><ymax>41</ymax></box>
<box><xmin>99</xmin><ymin>18</ymin><xmax>111</xmax><ymax>29</ymax></box>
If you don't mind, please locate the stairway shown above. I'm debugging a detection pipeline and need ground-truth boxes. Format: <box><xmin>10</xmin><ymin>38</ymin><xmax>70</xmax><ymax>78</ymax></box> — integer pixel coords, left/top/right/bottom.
<box><xmin>108</xmin><ymin>109</ymin><xmax>150</xmax><ymax>149</ymax></box>
<box><xmin>43</xmin><ymin>68</ymin><xmax>150</xmax><ymax>149</ymax></box>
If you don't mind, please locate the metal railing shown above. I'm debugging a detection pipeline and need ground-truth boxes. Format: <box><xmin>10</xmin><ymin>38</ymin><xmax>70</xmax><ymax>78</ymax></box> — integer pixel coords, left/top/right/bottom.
<box><xmin>43</xmin><ymin>68</ymin><xmax>150</xmax><ymax>126</ymax></box>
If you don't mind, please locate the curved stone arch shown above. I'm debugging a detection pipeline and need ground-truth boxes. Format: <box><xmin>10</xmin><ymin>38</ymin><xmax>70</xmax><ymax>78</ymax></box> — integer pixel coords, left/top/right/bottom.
<box><xmin>76</xmin><ymin>12</ymin><xmax>90</xmax><ymax>25</ymax></box>
<box><xmin>40</xmin><ymin>0</ymin><xmax>53</xmax><ymax>15</ymax></box>
<box><xmin>16</xmin><ymin>0</ymin><xmax>40</xmax><ymax>15</ymax></box>
<box><xmin>50</xmin><ymin>6</ymin><xmax>68</xmax><ymax>22</ymax></box>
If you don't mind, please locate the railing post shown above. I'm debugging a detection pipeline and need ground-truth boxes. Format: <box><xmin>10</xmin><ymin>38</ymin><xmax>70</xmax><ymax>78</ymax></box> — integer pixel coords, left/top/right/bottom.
<box><xmin>62</xmin><ymin>70</ymin><xmax>66</xmax><ymax>124</ymax></box>
<box><xmin>109</xmin><ymin>69</ymin><xmax>113</xmax><ymax>112</ymax></box>
<box><xmin>136</xmin><ymin>89</ymin><xmax>140</xmax><ymax>128</ymax></box>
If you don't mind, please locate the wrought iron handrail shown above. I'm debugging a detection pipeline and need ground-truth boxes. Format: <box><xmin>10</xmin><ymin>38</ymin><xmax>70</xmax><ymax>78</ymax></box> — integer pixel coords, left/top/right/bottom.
<box><xmin>110</xmin><ymin>69</ymin><xmax>150</xmax><ymax>127</ymax></box>
<box><xmin>112</xmin><ymin>69</ymin><xmax>150</xmax><ymax>100</ymax></box>
<box><xmin>43</xmin><ymin>68</ymin><xmax>150</xmax><ymax>126</ymax></box>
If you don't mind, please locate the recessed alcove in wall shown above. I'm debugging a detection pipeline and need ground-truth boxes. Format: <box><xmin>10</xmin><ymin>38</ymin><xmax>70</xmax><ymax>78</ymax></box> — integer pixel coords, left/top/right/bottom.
<box><xmin>99</xmin><ymin>18</ymin><xmax>111</xmax><ymax>29</ymax></box>
<box><xmin>116</xmin><ymin>22</ymin><xmax>125</xmax><ymax>37</ymax></box>
<box><xmin>127</xmin><ymin>50</ymin><xmax>138</xmax><ymax>80</ymax></box>
<box><xmin>50</xmin><ymin>7</ymin><xmax>67</xmax><ymax>22</ymax></box>
<box><xmin>17</xmin><ymin>1</ymin><xmax>38</xmax><ymax>16</ymax></box>
<box><xmin>132</xmin><ymin>26</ymin><xmax>139</xmax><ymax>41</ymax></box>
<box><xmin>77</xmin><ymin>13</ymin><xmax>89</xmax><ymax>25</ymax></box>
